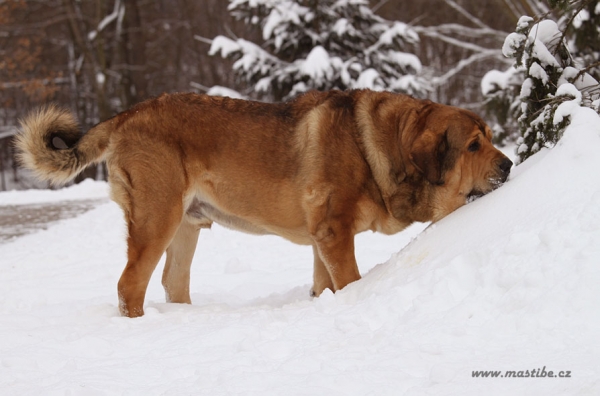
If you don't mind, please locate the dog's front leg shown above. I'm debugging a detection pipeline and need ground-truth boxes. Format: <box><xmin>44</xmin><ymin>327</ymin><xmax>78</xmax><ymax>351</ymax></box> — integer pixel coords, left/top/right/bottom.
<box><xmin>309</xmin><ymin>218</ymin><xmax>361</xmax><ymax>294</ymax></box>
<box><xmin>311</xmin><ymin>245</ymin><xmax>334</xmax><ymax>297</ymax></box>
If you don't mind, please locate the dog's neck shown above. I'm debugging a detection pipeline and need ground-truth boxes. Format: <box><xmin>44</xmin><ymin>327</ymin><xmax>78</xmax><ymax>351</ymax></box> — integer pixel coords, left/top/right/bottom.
<box><xmin>353</xmin><ymin>92</ymin><xmax>437</xmax><ymax>224</ymax></box>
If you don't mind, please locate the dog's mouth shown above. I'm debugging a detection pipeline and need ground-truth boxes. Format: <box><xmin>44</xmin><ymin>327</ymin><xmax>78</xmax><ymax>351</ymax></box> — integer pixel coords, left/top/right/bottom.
<box><xmin>467</xmin><ymin>189</ymin><xmax>485</xmax><ymax>203</ymax></box>
<box><xmin>467</xmin><ymin>176</ymin><xmax>509</xmax><ymax>203</ymax></box>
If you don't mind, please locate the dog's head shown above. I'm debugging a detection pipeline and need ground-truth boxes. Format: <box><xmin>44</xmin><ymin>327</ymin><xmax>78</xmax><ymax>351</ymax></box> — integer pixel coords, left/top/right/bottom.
<box><xmin>408</xmin><ymin>103</ymin><xmax>512</xmax><ymax>219</ymax></box>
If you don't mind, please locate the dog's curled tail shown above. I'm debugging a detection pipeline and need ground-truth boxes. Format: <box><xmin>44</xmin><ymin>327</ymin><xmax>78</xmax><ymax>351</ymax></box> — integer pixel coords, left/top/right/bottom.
<box><xmin>15</xmin><ymin>105</ymin><xmax>111</xmax><ymax>185</ymax></box>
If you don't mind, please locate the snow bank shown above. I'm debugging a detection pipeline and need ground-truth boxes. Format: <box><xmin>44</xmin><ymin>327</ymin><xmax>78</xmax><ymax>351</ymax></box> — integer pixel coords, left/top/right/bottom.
<box><xmin>0</xmin><ymin>179</ymin><xmax>109</xmax><ymax>205</ymax></box>
<box><xmin>1</xmin><ymin>109</ymin><xmax>600</xmax><ymax>394</ymax></box>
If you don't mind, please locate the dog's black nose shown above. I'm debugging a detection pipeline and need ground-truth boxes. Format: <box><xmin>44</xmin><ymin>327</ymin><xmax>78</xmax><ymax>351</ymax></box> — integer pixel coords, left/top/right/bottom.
<box><xmin>499</xmin><ymin>157</ymin><xmax>513</xmax><ymax>174</ymax></box>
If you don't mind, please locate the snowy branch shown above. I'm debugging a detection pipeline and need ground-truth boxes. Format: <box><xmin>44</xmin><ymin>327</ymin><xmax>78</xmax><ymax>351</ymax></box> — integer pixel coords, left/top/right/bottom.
<box><xmin>432</xmin><ymin>49</ymin><xmax>509</xmax><ymax>87</ymax></box>
<box><xmin>371</xmin><ymin>0</ymin><xmax>391</xmax><ymax>13</ymax></box>
<box><xmin>87</xmin><ymin>0</ymin><xmax>125</xmax><ymax>41</ymax></box>
<box><xmin>194</xmin><ymin>35</ymin><xmax>213</xmax><ymax>45</ymax></box>
<box><xmin>0</xmin><ymin>77</ymin><xmax>70</xmax><ymax>89</ymax></box>
<box><xmin>426</xmin><ymin>23</ymin><xmax>507</xmax><ymax>40</ymax></box>
<box><xmin>444</xmin><ymin>0</ymin><xmax>489</xmax><ymax>29</ymax></box>
<box><xmin>413</xmin><ymin>26</ymin><xmax>500</xmax><ymax>53</ymax></box>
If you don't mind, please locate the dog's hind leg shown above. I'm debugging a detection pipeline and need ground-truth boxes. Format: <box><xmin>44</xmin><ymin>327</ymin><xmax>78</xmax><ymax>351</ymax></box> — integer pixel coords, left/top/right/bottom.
<box><xmin>112</xmin><ymin>167</ymin><xmax>186</xmax><ymax>317</ymax></box>
<box><xmin>162</xmin><ymin>216</ymin><xmax>202</xmax><ymax>304</ymax></box>
<box><xmin>117</xmin><ymin>200</ymin><xmax>184</xmax><ymax>317</ymax></box>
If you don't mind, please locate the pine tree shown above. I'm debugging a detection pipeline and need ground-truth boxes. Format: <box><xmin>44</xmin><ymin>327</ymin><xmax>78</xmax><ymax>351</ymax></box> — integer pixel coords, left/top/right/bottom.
<box><xmin>208</xmin><ymin>0</ymin><xmax>427</xmax><ymax>101</ymax></box>
<box><xmin>481</xmin><ymin>66</ymin><xmax>523</xmax><ymax>146</ymax></box>
<box><xmin>505</xmin><ymin>16</ymin><xmax>573</xmax><ymax>162</ymax></box>
<box><xmin>483</xmin><ymin>0</ymin><xmax>600</xmax><ymax>163</ymax></box>
<box><xmin>552</xmin><ymin>0</ymin><xmax>600</xmax><ymax>81</ymax></box>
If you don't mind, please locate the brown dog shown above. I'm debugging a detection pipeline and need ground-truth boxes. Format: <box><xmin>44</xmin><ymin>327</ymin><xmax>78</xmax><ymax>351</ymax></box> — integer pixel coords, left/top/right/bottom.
<box><xmin>16</xmin><ymin>90</ymin><xmax>512</xmax><ymax>317</ymax></box>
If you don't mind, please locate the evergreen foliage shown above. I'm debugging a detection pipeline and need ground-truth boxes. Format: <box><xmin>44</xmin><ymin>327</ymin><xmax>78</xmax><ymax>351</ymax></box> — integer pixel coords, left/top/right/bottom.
<box><xmin>559</xmin><ymin>0</ymin><xmax>600</xmax><ymax>81</ymax></box>
<box><xmin>482</xmin><ymin>0</ymin><xmax>600</xmax><ymax>163</ymax></box>
<box><xmin>208</xmin><ymin>0</ymin><xmax>427</xmax><ymax>101</ymax></box>
<box><xmin>481</xmin><ymin>67</ymin><xmax>523</xmax><ymax>145</ymax></box>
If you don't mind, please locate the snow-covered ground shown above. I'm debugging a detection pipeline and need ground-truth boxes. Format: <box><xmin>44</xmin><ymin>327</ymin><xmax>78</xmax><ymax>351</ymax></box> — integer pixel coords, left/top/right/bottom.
<box><xmin>1</xmin><ymin>107</ymin><xmax>600</xmax><ymax>395</ymax></box>
<box><xmin>0</xmin><ymin>179</ymin><xmax>109</xmax><ymax>206</ymax></box>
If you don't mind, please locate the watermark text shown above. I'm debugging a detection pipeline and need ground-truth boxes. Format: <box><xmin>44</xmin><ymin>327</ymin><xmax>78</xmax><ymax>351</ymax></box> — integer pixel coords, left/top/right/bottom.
<box><xmin>472</xmin><ymin>366</ymin><xmax>571</xmax><ymax>379</ymax></box>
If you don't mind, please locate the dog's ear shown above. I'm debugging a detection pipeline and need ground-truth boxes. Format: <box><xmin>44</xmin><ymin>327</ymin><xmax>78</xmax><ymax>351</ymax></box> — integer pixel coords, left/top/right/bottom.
<box><xmin>409</xmin><ymin>129</ymin><xmax>449</xmax><ymax>185</ymax></box>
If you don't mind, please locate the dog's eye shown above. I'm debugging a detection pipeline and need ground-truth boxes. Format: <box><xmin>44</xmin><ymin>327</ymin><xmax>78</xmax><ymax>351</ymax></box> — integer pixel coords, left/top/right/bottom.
<box><xmin>468</xmin><ymin>141</ymin><xmax>480</xmax><ymax>152</ymax></box>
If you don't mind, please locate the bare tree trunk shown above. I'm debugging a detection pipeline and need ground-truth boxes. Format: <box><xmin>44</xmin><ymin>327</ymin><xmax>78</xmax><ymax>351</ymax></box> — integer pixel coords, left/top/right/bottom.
<box><xmin>62</xmin><ymin>0</ymin><xmax>109</xmax><ymax>182</ymax></box>
<box><xmin>0</xmin><ymin>141</ymin><xmax>6</xmax><ymax>191</ymax></box>
<box><xmin>121</xmin><ymin>0</ymin><xmax>148</xmax><ymax>107</ymax></box>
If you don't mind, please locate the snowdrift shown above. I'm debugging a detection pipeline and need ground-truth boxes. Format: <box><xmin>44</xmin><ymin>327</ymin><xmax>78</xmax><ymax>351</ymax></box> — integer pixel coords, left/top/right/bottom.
<box><xmin>1</xmin><ymin>108</ymin><xmax>599</xmax><ymax>394</ymax></box>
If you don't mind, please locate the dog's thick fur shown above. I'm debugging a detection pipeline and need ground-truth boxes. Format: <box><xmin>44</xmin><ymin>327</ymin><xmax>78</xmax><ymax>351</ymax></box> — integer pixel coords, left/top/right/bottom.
<box><xmin>16</xmin><ymin>90</ymin><xmax>512</xmax><ymax>317</ymax></box>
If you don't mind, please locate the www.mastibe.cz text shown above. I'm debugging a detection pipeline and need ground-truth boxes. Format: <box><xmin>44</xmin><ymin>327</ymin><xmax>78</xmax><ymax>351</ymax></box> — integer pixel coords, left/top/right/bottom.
<box><xmin>472</xmin><ymin>367</ymin><xmax>571</xmax><ymax>378</ymax></box>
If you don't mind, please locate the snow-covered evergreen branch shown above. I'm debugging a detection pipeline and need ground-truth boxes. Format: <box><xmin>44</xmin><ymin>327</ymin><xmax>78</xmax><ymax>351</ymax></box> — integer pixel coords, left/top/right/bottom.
<box><xmin>208</xmin><ymin>0</ymin><xmax>428</xmax><ymax>101</ymax></box>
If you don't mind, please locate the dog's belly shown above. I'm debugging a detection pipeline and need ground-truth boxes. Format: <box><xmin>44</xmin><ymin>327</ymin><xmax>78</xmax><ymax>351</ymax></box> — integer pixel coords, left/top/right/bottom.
<box><xmin>186</xmin><ymin>199</ymin><xmax>271</xmax><ymax>235</ymax></box>
<box><xmin>185</xmin><ymin>198</ymin><xmax>312</xmax><ymax>245</ymax></box>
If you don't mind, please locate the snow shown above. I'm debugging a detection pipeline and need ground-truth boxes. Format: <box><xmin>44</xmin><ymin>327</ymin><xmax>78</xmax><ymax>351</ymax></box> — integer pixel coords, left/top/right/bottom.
<box><xmin>553</xmin><ymin>83</ymin><xmax>583</xmax><ymax>125</ymax></box>
<box><xmin>502</xmin><ymin>32</ymin><xmax>526</xmax><ymax>58</ymax></box>
<box><xmin>519</xmin><ymin>77</ymin><xmax>533</xmax><ymax>99</ymax></box>
<box><xmin>503</xmin><ymin>19</ymin><xmax>562</xmax><ymax>68</ymax></box>
<box><xmin>0</xmin><ymin>179</ymin><xmax>108</xmax><ymax>205</ymax></box>
<box><xmin>573</xmin><ymin>9</ymin><xmax>590</xmax><ymax>29</ymax></box>
<box><xmin>87</xmin><ymin>0</ymin><xmax>124</xmax><ymax>41</ymax></box>
<box><xmin>233</xmin><ymin>39</ymin><xmax>282</xmax><ymax>75</ymax></box>
<box><xmin>354</xmin><ymin>68</ymin><xmax>382</xmax><ymax>90</ymax></box>
<box><xmin>559</xmin><ymin>66</ymin><xmax>599</xmax><ymax>93</ymax></box>
<box><xmin>96</xmin><ymin>72</ymin><xmax>106</xmax><ymax>86</ymax></box>
<box><xmin>516</xmin><ymin>15</ymin><xmax>533</xmax><ymax>30</ymax></box>
<box><xmin>528</xmin><ymin>62</ymin><xmax>548</xmax><ymax>84</ymax></box>
<box><xmin>2</xmin><ymin>110</ymin><xmax>600</xmax><ymax>394</ymax></box>
<box><xmin>210</xmin><ymin>0</ymin><xmax>427</xmax><ymax>99</ymax></box>
<box><xmin>376</xmin><ymin>21</ymin><xmax>418</xmax><ymax>46</ymax></box>
<box><xmin>206</xmin><ymin>86</ymin><xmax>245</xmax><ymax>99</ymax></box>
<box><xmin>528</xmin><ymin>20</ymin><xmax>561</xmax><ymax>48</ymax></box>
<box><xmin>87</xmin><ymin>30</ymin><xmax>97</xmax><ymax>41</ymax></box>
<box><xmin>480</xmin><ymin>67</ymin><xmax>520</xmax><ymax>95</ymax></box>
<box><xmin>555</xmin><ymin>82</ymin><xmax>582</xmax><ymax>100</ymax></box>
<box><xmin>528</xmin><ymin>20</ymin><xmax>562</xmax><ymax>68</ymax></box>
<box><xmin>333</xmin><ymin>18</ymin><xmax>352</xmax><ymax>37</ymax></box>
<box><xmin>388</xmin><ymin>51</ymin><xmax>422</xmax><ymax>73</ymax></box>
<box><xmin>299</xmin><ymin>46</ymin><xmax>339</xmax><ymax>83</ymax></box>
<box><xmin>481</xmin><ymin>70</ymin><xmax>507</xmax><ymax>95</ymax></box>
<box><xmin>263</xmin><ymin>7</ymin><xmax>284</xmax><ymax>40</ymax></box>
<box><xmin>261</xmin><ymin>2</ymin><xmax>308</xmax><ymax>43</ymax></box>
<box><xmin>390</xmin><ymin>74</ymin><xmax>422</xmax><ymax>94</ymax></box>
<box><xmin>208</xmin><ymin>36</ymin><xmax>240</xmax><ymax>58</ymax></box>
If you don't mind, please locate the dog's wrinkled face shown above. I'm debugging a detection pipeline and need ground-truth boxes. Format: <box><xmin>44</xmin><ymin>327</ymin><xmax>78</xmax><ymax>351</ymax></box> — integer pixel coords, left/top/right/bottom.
<box><xmin>409</xmin><ymin>104</ymin><xmax>513</xmax><ymax>219</ymax></box>
<box><xmin>460</xmin><ymin>121</ymin><xmax>513</xmax><ymax>201</ymax></box>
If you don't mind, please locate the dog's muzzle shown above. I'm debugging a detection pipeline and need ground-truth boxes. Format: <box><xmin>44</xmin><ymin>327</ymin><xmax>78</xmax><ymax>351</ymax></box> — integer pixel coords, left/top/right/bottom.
<box><xmin>498</xmin><ymin>157</ymin><xmax>513</xmax><ymax>183</ymax></box>
<box><xmin>467</xmin><ymin>157</ymin><xmax>513</xmax><ymax>203</ymax></box>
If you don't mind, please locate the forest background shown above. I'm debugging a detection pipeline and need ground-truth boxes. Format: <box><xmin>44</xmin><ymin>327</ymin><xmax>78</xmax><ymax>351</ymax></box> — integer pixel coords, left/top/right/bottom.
<box><xmin>0</xmin><ymin>0</ymin><xmax>588</xmax><ymax>189</ymax></box>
